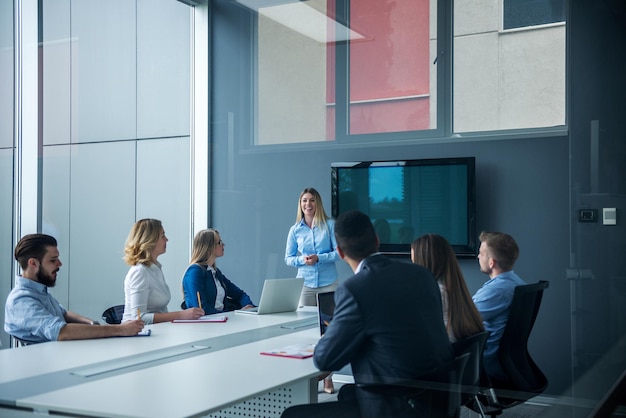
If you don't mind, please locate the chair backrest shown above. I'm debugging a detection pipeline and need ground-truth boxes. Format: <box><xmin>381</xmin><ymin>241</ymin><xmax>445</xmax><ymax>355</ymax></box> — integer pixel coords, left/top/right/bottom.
<box><xmin>101</xmin><ymin>305</ymin><xmax>125</xmax><ymax>324</ymax></box>
<box><xmin>445</xmin><ymin>352</ymin><xmax>471</xmax><ymax>417</ymax></box>
<box><xmin>497</xmin><ymin>280</ymin><xmax>549</xmax><ymax>393</ymax></box>
<box><xmin>354</xmin><ymin>352</ymin><xmax>470</xmax><ymax>418</ymax></box>
<box><xmin>452</xmin><ymin>330</ymin><xmax>490</xmax><ymax>388</ymax></box>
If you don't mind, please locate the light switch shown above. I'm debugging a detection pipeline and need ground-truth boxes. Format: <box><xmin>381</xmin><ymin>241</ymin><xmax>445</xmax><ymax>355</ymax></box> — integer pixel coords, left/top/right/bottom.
<box><xmin>603</xmin><ymin>208</ymin><xmax>617</xmax><ymax>225</ymax></box>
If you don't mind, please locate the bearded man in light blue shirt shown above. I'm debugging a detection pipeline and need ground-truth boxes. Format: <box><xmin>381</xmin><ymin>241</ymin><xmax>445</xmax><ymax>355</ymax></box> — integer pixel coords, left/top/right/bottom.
<box><xmin>5</xmin><ymin>234</ymin><xmax>144</xmax><ymax>344</ymax></box>
<box><xmin>472</xmin><ymin>231</ymin><xmax>526</xmax><ymax>381</ymax></box>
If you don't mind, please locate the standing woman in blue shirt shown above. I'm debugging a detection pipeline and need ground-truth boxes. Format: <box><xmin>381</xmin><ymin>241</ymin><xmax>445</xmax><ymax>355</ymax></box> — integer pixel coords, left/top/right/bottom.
<box><xmin>285</xmin><ymin>187</ymin><xmax>339</xmax><ymax>393</ymax></box>
<box><xmin>285</xmin><ymin>187</ymin><xmax>340</xmax><ymax>306</ymax></box>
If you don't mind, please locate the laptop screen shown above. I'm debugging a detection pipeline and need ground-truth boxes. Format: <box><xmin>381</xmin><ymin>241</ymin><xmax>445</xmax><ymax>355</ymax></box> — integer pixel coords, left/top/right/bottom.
<box><xmin>316</xmin><ymin>291</ymin><xmax>335</xmax><ymax>336</ymax></box>
<box><xmin>235</xmin><ymin>277</ymin><xmax>304</xmax><ymax>315</ymax></box>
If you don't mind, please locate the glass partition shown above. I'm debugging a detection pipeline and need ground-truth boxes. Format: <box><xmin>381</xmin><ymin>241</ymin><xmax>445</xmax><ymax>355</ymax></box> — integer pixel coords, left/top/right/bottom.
<box><xmin>0</xmin><ymin>0</ymin><xmax>14</xmax><ymax>349</ymax></box>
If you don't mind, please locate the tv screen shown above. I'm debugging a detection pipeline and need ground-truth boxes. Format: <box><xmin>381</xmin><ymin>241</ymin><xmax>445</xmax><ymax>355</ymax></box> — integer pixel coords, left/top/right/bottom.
<box><xmin>331</xmin><ymin>157</ymin><xmax>476</xmax><ymax>258</ymax></box>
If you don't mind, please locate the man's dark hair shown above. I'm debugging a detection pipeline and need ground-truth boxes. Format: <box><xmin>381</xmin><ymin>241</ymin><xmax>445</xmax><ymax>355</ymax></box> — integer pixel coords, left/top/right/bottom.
<box><xmin>14</xmin><ymin>234</ymin><xmax>58</xmax><ymax>270</ymax></box>
<box><xmin>334</xmin><ymin>210</ymin><xmax>378</xmax><ymax>260</ymax></box>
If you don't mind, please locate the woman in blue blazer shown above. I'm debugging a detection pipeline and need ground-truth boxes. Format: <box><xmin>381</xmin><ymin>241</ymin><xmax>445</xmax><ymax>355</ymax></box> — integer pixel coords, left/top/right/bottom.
<box><xmin>182</xmin><ymin>229</ymin><xmax>254</xmax><ymax>314</ymax></box>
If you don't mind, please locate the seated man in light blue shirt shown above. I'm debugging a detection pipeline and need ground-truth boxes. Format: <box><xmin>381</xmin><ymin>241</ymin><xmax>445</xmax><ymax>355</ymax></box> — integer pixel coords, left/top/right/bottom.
<box><xmin>472</xmin><ymin>231</ymin><xmax>526</xmax><ymax>381</ymax></box>
<box><xmin>5</xmin><ymin>234</ymin><xmax>145</xmax><ymax>344</ymax></box>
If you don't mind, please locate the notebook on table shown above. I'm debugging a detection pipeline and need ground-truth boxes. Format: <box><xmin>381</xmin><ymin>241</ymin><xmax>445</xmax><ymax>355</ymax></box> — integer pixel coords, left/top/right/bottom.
<box><xmin>316</xmin><ymin>291</ymin><xmax>335</xmax><ymax>336</ymax></box>
<box><xmin>235</xmin><ymin>277</ymin><xmax>304</xmax><ymax>315</ymax></box>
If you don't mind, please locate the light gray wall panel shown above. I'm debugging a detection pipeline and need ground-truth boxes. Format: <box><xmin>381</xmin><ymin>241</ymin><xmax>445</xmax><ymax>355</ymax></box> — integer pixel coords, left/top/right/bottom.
<box><xmin>454</xmin><ymin>0</ymin><xmax>499</xmax><ymax>36</ymax></box>
<box><xmin>0</xmin><ymin>149</ymin><xmax>14</xmax><ymax>348</ymax></box>
<box><xmin>68</xmin><ymin>141</ymin><xmax>136</xmax><ymax>321</ymax></box>
<box><xmin>136</xmin><ymin>137</ymin><xmax>190</xmax><ymax>311</ymax></box>
<box><xmin>454</xmin><ymin>33</ymin><xmax>500</xmax><ymax>132</ymax></box>
<box><xmin>41</xmin><ymin>145</ymin><xmax>72</xmax><ymax>310</ymax></box>
<box><xmin>137</xmin><ymin>0</ymin><xmax>190</xmax><ymax>139</ymax></box>
<box><xmin>42</xmin><ymin>0</ymin><xmax>71</xmax><ymax>145</ymax></box>
<box><xmin>0</xmin><ymin>0</ymin><xmax>13</xmax><ymax>149</ymax></box>
<box><xmin>71</xmin><ymin>0</ymin><xmax>137</xmax><ymax>143</ymax></box>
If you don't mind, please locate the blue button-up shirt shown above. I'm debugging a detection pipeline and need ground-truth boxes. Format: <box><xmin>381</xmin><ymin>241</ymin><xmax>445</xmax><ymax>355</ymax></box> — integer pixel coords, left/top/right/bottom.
<box><xmin>285</xmin><ymin>219</ymin><xmax>339</xmax><ymax>288</ymax></box>
<box><xmin>473</xmin><ymin>270</ymin><xmax>526</xmax><ymax>378</ymax></box>
<box><xmin>4</xmin><ymin>276</ymin><xmax>68</xmax><ymax>344</ymax></box>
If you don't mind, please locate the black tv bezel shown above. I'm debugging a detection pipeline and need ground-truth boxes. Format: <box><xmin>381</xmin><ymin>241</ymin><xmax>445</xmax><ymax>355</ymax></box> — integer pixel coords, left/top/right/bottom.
<box><xmin>331</xmin><ymin>157</ymin><xmax>477</xmax><ymax>258</ymax></box>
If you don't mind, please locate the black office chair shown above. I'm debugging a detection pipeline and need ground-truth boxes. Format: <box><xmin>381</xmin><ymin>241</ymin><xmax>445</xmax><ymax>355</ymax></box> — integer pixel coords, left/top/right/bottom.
<box><xmin>101</xmin><ymin>304</ymin><xmax>125</xmax><ymax>324</ymax></box>
<box><xmin>355</xmin><ymin>352</ymin><xmax>470</xmax><ymax>418</ymax></box>
<box><xmin>474</xmin><ymin>280</ymin><xmax>550</xmax><ymax>417</ymax></box>
<box><xmin>452</xmin><ymin>331</ymin><xmax>490</xmax><ymax>417</ymax></box>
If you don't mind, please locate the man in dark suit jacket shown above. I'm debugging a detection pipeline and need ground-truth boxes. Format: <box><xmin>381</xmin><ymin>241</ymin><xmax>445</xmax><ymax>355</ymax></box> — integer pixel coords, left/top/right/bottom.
<box><xmin>281</xmin><ymin>210</ymin><xmax>454</xmax><ymax>418</ymax></box>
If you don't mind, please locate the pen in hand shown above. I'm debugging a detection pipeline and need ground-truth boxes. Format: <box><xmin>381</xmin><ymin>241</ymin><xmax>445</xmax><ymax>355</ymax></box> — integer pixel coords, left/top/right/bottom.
<box><xmin>197</xmin><ymin>291</ymin><xmax>202</xmax><ymax>310</ymax></box>
<box><xmin>137</xmin><ymin>308</ymin><xmax>141</xmax><ymax>320</ymax></box>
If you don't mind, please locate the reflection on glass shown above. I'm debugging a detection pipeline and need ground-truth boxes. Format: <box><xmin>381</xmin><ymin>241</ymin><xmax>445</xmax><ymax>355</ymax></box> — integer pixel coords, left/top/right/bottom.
<box><xmin>256</xmin><ymin>0</ymin><xmax>336</xmax><ymax>144</ymax></box>
<box><xmin>255</xmin><ymin>0</ymin><xmax>436</xmax><ymax>144</ymax></box>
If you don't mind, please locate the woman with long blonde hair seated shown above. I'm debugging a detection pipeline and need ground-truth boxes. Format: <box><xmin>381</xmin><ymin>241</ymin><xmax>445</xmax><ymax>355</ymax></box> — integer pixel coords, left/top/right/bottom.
<box><xmin>182</xmin><ymin>229</ymin><xmax>255</xmax><ymax>313</ymax></box>
<box><xmin>121</xmin><ymin>218</ymin><xmax>204</xmax><ymax>324</ymax></box>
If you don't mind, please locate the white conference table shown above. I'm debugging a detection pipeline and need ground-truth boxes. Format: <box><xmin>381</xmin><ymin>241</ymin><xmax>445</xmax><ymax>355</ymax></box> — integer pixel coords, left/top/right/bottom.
<box><xmin>0</xmin><ymin>309</ymin><xmax>322</xmax><ymax>418</ymax></box>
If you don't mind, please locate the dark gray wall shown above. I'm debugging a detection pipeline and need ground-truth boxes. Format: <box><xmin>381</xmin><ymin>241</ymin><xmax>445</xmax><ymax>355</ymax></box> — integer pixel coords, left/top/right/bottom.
<box><xmin>209</xmin><ymin>0</ymin><xmax>625</xmax><ymax>401</ymax></box>
<box><xmin>566</xmin><ymin>0</ymin><xmax>626</xmax><ymax>403</ymax></box>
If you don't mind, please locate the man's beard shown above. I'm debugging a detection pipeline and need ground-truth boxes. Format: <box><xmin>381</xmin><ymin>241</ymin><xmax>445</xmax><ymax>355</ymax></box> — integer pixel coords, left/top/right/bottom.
<box><xmin>36</xmin><ymin>268</ymin><xmax>57</xmax><ymax>287</ymax></box>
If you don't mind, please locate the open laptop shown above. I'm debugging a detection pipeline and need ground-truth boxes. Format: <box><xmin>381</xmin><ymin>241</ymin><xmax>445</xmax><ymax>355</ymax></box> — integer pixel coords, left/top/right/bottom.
<box><xmin>316</xmin><ymin>291</ymin><xmax>335</xmax><ymax>336</ymax></box>
<box><xmin>235</xmin><ymin>278</ymin><xmax>304</xmax><ymax>315</ymax></box>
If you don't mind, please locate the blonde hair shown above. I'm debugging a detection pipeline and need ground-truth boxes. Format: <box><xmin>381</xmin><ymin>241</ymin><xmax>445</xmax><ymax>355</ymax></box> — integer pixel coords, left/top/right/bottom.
<box><xmin>295</xmin><ymin>187</ymin><xmax>330</xmax><ymax>229</ymax></box>
<box><xmin>189</xmin><ymin>228</ymin><xmax>220</xmax><ymax>267</ymax></box>
<box><xmin>123</xmin><ymin>219</ymin><xmax>163</xmax><ymax>266</ymax></box>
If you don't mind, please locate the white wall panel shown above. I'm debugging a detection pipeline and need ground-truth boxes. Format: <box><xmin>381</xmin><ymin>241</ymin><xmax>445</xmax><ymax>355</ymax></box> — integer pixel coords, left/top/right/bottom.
<box><xmin>0</xmin><ymin>1</ymin><xmax>13</xmax><ymax>149</ymax></box>
<box><xmin>499</xmin><ymin>26</ymin><xmax>566</xmax><ymax>129</ymax></box>
<box><xmin>136</xmin><ymin>137</ymin><xmax>190</xmax><ymax>311</ymax></box>
<box><xmin>0</xmin><ymin>149</ymin><xmax>14</xmax><ymax>348</ymax></box>
<box><xmin>41</xmin><ymin>145</ymin><xmax>71</xmax><ymax>309</ymax></box>
<box><xmin>454</xmin><ymin>0</ymin><xmax>499</xmax><ymax>36</ymax></box>
<box><xmin>42</xmin><ymin>0</ymin><xmax>71</xmax><ymax>145</ymax></box>
<box><xmin>137</xmin><ymin>0</ymin><xmax>190</xmax><ymax>139</ymax></box>
<box><xmin>454</xmin><ymin>32</ymin><xmax>500</xmax><ymax>132</ymax></box>
<box><xmin>68</xmin><ymin>141</ymin><xmax>136</xmax><ymax>321</ymax></box>
<box><xmin>71</xmin><ymin>0</ymin><xmax>137</xmax><ymax>143</ymax></box>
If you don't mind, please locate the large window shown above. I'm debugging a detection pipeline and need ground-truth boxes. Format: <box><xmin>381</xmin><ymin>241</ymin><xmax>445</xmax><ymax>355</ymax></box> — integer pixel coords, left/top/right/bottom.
<box><xmin>252</xmin><ymin>0</ymin><xmax>566</xmax><ymax>145</ymax></box>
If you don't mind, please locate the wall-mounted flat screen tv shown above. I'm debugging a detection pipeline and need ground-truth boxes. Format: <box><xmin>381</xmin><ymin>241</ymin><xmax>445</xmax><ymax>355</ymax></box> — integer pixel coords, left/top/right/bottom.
<box><xmin>331</xmin><ymin>157</ymin><xmax>476</xmax><ymax>258</ymax></box>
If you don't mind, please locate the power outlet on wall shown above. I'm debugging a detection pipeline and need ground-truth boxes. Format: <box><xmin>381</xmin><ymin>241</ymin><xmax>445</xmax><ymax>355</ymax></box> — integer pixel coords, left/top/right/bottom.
<box><xmin>578</xmin><ymin>209</ymin><xmax>598</xmax><ymax>222</ymax></box>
